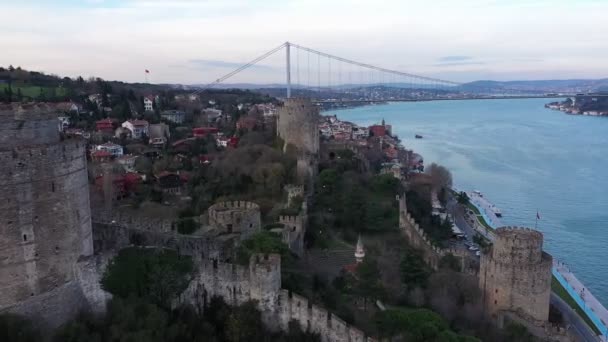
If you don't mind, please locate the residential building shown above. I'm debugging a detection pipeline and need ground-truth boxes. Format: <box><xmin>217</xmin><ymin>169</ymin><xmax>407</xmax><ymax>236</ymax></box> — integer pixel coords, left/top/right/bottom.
<box><xmin>122</xmin><ymin>119</ymin><xmax>150</xmax><ymax>139</ymax></box>
<box><xmin>352</xmin><ymin>126</ymin><xmax>369</xmax><ymax>140</ymax></box>
<box><xmin>95</xmin><ymin>142</ymin><xmax>124</xmax><ymax>157</ymax></box>
<box><xmin>95</xmin><ymin>118</ymin><xmax>117</xmax><ymax>133</ymax></box>
<box><xmin>88</xmin><ymin>94</ymin><xmax>103</xmax><ymax>108</ymax></box>
<box><xmin>90</xmin><ymin>150</ymin><xmax>112</xmax><ymax>163</ymax></box>
<box><xmin>161</xmin><ymin>110</ymin><xmax>186</xmax><ymax>124</ymax></box>
<box><xmin>193</xmin><ymin>126</ymin><xmax>219</xmax><ymax>138</ymax></box>
<box><xmin>148</xmin><ymin>123</ymin><xmax>170</xmax><ymax>147</ymax></box>
<box><xmin>114</xmin><ymin>127</ymin><xmax>132</xmax><ymax>139</ymax></box>
<box><xmin>203</xmin><ymin>108</ymin><xmax>223</xmax><ymax>123</ymax></box>
<box><xmin>156</xmin><ymin>172</ymin><xmax>182</xmax><ymax>194</ymax></box>
<box><xmin>57</xmin><ymin>116</ymin><xmax>70</xmax><ymax>132</ymax></box>
<box><xmin>117</xmin><ymin>155</ymin><xmax>139</xmax><ymax>172</ymax></box>
<box><xmin>143</xmin><ymin>96</ymin><xmax>154</xmax><ymax>112</ymax></box>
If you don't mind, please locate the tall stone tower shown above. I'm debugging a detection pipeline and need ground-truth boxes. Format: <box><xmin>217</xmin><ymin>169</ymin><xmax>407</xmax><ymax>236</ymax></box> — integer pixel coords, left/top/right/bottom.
<box><xmin>479</xmin><ymin>226</ymin><xmax>552</xmax><ymax>324</ymax></box>
<box><xmin>276</xmin><ymin>98</ymin><xmax>319</xmax><ymax>189</ymax></box>
<box><xmin>0</xmin><ymin>104</ymin><xmax>93</xmax><ymax>328</ymax></box>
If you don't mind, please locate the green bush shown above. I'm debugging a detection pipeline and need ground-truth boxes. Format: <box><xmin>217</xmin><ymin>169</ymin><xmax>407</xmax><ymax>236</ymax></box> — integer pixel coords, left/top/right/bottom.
<box><xmin>101</xmin><ymin>247</ymin><xmax>193</xmax><ymax>308</ymax></box>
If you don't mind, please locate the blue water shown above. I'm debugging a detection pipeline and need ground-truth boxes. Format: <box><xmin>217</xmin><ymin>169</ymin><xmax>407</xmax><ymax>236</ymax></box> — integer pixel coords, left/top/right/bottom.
<box><xmin>328</xmin><ymin>99</ymin><xmax>608</xmax><ymax>305</ymax></box>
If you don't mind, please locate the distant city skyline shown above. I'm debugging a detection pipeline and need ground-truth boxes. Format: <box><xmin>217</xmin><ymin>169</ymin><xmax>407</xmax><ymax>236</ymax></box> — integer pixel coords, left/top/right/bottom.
<box><xmin>2</xmin><ymin>0</ymin><xmax>607</xmax><ymax>84</ymax></box>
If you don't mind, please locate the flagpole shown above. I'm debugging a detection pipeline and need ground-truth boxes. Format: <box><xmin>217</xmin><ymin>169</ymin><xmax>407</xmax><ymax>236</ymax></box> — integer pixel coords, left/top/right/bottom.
<box><xmin>535</xmin><ymin>209</ymin><xmax>538</xmax><ymax>229</ymax></box>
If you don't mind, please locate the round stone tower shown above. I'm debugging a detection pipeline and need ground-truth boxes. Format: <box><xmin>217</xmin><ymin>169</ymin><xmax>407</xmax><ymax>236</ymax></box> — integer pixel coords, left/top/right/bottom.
<box><xmin>479</xmin><ymin>226</ymin><xmax>552</xmax><ymax>323</ymax></box>
<box><xmin>277</xmin><ymin>98</ymin><xmax>320</xmax><ymax>187</ymax></box>
<box><xmin>0</xmin><ymin>103</ymin><xmax>93</xmax><ymax>327</ymax></box>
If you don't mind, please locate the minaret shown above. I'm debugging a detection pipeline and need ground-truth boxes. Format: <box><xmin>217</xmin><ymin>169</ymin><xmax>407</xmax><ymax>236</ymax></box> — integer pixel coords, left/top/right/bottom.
<box><xmin>355</xmin><ymin>235</ymin><xmax>365</xmax><ymax>263</ymax></box>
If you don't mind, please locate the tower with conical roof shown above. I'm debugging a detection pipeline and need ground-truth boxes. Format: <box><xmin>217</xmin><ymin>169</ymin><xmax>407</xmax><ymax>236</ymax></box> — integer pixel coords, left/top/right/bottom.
<box><xmin>355</xmin><ymin>235</ymin><xmax>365</xmax><ymax>263</ymax></box>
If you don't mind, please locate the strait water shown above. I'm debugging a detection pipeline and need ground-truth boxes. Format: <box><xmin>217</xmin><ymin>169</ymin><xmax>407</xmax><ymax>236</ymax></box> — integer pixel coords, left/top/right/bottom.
<box><xmin>328</xmin><ymin>98</ymin><xmax>608</xmax><ymax>305</ymax></box>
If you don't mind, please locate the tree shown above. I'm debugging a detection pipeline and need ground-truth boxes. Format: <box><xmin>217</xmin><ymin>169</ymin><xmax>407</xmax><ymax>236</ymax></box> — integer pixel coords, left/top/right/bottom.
<box><xmin>225</xmin><ymin>301</ymin><xmax>264</xmax><ymax>342</ymax></box>
<box><xmin>236</xmin><ymin>231</ymin><xmax>290</xmax><ymax>265</ymax></box>
<box><xmin>426</xmin><ymin>163</ymin><xmax>453</xmax><ymax>193</ymax></box>
<box><xmin>354</xmin><ymin>257</ymin><xmax>385</xmax><ymax>310</ymax></box>
<box><xmin>0</xmin><ymin>314</ymin><xmax>40</xmax><ymax>342</ymax></box>
<box><xmin>457</xmin><ymin>191</ymin><xmax>469</xmax><ymax>205</ymax></box>
<box><xmin>400</xmin><ymin>249</ymin><xmax>430</xmax><ymax>289</ymax></box>
<box><xmin>101</xmin><ymin>247</ymin><xmax>193</xmax><ymax>308</ymax></box>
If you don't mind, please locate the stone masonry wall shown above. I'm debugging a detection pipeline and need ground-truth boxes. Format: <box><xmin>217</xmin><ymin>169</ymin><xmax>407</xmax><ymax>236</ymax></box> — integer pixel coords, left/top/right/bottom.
<box><xmin>479</xmin><ymin>227</ymin><xmax>552</xmax><ymax>323</ymax></box>
<box><xmin>398</xmin><ymin>194</ymin><xmax>472</xmax><ymax>271</ymax></box>
<box><xmin>207</xmin><ymin>201</ymin><xmax>261</xmax><ymax>239</ymax></box>
<box><xmin>0</xmin><ymin>104</ymin><xmax>94</xmax><ymax>329</ymax></box>
<box><xmin>178</xmin><ymin>254</ymin><xmax>372</xmax><ymax>342</ymax></box>
<box><xmin>92</xmin><ymin>222</ymin><xmax>232</xmax><ymax>262</ymax></box>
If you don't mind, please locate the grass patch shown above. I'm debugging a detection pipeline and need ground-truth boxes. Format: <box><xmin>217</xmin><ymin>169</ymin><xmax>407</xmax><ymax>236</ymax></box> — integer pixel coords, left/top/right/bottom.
<box><xmin>0</xmin><ymin>83</ymin><xmax>67</xmax><ymax>99</ymax></box>
<box><xmin>551</xmin><ymin>276</ymin><xmax>601</xmax><ymax>335</ymax></box>
<box><xmin>466</xmin><ymin>202</ymin><xmax>493</xmax><ymax>230</ymax></box>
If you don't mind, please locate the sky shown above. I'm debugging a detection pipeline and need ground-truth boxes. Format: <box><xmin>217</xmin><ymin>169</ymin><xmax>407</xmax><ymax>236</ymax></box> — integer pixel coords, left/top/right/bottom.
<box><xmin>1</xmin><ymin>0</ymin><xmax>607</xmax><ymax>84</ymax></box>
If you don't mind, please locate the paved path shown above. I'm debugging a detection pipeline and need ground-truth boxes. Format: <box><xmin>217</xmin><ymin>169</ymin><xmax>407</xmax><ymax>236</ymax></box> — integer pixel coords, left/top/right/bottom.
<box><xmin>555</xmin><ymin>262</ymin><xmax>608</xmax><ymax>340</ymax></box>
<box><xmin>467</xmin><ymin>191</ymin><xmax>503</xmax><ymax>228</ymax></box>
<box><xmin>551</xmin><ymin>293</ymin><xmax>601</xmax><ymax>342</ymax></box>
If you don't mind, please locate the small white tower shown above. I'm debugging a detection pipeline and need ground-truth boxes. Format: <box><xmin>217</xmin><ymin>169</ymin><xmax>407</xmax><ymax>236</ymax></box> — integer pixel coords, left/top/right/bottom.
<box><xmin>355</xmin><ymin>235</ymin><xmax>365</xmax><ymax>263</ymax></box>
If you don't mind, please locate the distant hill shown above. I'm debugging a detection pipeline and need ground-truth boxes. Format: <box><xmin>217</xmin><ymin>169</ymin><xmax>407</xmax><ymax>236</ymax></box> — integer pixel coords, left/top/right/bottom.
<box><xmin>461</xmin><ymin>79</ymin><xmax>608</xmax><ymax>93</ymax></box>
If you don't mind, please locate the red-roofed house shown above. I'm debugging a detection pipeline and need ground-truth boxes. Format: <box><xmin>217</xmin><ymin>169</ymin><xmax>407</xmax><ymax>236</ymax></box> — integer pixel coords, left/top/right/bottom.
<box><xmin>96</xmin><ymin>118</ymin><xmax>117</xmax><ymax>133</ymax></box>
<box><xmin>90</xmin><ymin>150</ymin><xmax>111</xmax><ymax>163</ymax></box>
<box><xmin>122</xmin><ymin>119</ymin><xmax>149</xmax><ymax>139</ymax></box>
<box><xmin>123</xmin><ymin>172</ymin><xmax>142</xmax><ymax>192</ymax></box>
<box><xmin>193</xmin><ymin>127</ymin><xmax>219</xmax><ymax>138</ymax></box>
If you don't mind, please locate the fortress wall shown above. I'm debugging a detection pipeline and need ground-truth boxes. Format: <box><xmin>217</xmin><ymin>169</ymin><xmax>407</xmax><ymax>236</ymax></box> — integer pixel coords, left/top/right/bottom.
<box><xmin>178</xmin><ymin>254</ymin><xmax>370</xmax><ymax>342</ymax></box>
<box><xmin>277</xmin><ymin>289</ymin><xmax>368</xmax><ymax>342</ymax></box>
<box><xmin>0</xmin><ymin>103</ymin><xmax>93</xmax><ymax>331</ymax></box>
<box><xmin>92</xmin><ymin>222</ymin><xmax>231</xmax><ymax>262</ymax></box>
<box><xmin>480</xmin><ymin>227</ymin><xmax>552</xmax><ymax>323</ymax></box>
<box><xmin>208</xmin><ymin>201</ymin><xmax>261</xmax><ymax>238</ymax></box>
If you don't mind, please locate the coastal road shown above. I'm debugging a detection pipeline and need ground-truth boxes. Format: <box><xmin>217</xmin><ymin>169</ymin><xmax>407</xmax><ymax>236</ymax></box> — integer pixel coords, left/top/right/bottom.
<box><xmin>551</xmin><ymin>293</ymin><xmax>601</xmax><ymax>342</ymax></box>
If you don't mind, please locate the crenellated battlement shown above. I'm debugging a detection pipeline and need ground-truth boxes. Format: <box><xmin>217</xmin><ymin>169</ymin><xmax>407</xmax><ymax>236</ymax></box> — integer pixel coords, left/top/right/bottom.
<box><xmin>480</xmin><ymin>226</ymin><xmax>552</xmax><ymax>323</ymax></box>
<box><xmin>278</xmin><ymin>215</ymin><xmax>301</xmax><ymax>225</ymax></box>
<box><xmin>178</xmin><ymin>253</ymin><xmax>372</xmax><ymax>342</ymax></box>
<box><xmin>207</xmin><ymin>201</ymin><xmax>261</xmax><ymax>237</ymax></box>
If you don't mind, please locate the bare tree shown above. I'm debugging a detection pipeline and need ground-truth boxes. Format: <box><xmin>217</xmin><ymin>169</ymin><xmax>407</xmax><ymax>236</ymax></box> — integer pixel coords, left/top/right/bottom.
<box><xmin>426</xmin><ymin>163</ymin><xmax>453</xmax><ymax>192</ymax></box>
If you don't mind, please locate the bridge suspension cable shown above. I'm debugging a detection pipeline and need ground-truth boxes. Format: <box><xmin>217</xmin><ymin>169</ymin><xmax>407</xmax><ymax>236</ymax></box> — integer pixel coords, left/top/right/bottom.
<box><xmin>197</xmin><ymin>42</ymin><xmax>287</xmax><ymax>92</ymax></box>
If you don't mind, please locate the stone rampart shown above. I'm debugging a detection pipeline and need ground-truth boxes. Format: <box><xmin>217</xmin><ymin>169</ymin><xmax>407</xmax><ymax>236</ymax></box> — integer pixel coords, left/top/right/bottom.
<box><xmin>479</xmin><ymin>226</ymin><xmax>552</xmax><ymax>323</ymax></box>
<box><xmin>277</xmin><ymin>214</ymin><xmax>304</xmax><ymax>256</ymax></box>
<box><xmin>0</xmin><ymin>103</ymin><xmax>93</xmax><ymax>329</ymax></box>
<box><xmin>177</xmin><ymin>253</ymin><xmax>372</xmax><ymax>342</ymax></box>
<box><xmin>0</xmin><ymin>103</ymin><xmax>61</xmax><ymax>148</ymax></box>
<box><xmin>208</xmin><ymin>201</ymin><xmax>261</xmax><ymax>238</ymax></box>
<box><xmin>92</xmin><ymin>222</ymin><xmax>232</xmax><ymax>262</ymax></box>
<box><xmin>398</xmin><ymin>195</ymin><xmax>474</xmax><ymax>272</ymax></box>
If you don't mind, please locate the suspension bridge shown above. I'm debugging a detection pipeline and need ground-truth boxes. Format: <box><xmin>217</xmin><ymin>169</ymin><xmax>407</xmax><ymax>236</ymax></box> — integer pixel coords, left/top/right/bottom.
<box><xmin>198</xmin><ymin>42</ymin><xmax>603</xmax><ymax>102</ymax></box>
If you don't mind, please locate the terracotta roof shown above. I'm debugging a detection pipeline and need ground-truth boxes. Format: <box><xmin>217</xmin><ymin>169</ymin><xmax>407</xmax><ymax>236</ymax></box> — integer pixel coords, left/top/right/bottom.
<box><xmin>91</xmin><ymin>150</ymin><xmax>111</xmax><ymax>158</ymax></box>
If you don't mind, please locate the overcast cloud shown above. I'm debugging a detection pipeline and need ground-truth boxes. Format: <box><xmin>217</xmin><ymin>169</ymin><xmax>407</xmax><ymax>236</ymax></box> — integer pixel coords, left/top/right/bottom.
<box><xmin>1</xmin><ymin>0</ymin><xmax>606</xmax><ymax>84</ymax></box>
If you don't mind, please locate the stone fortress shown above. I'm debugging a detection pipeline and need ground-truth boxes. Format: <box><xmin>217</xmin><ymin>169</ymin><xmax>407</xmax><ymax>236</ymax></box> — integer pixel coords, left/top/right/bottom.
<box><xmin>277</xmin><ymin>98</ymin><xmax>320</xmax><ymax>190</ymax></box>
<box><xmin>479</xmin><ymin>227</ymin><xmax>553</xmax><ymax>324</ymax></box>
<box><xmin>399</xmin><ymin>190</ymin><xmax>571</xmax><ymax>341</ymax></box>
<box><xmin>0</xmin><ymin>102</ymin><xmax>375</xmax><ymax>341</ymax></box>
<box><xmin>0</xmin><ymin>103</ymin><xmax>94</xmax><ymax>328</ymax></box>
